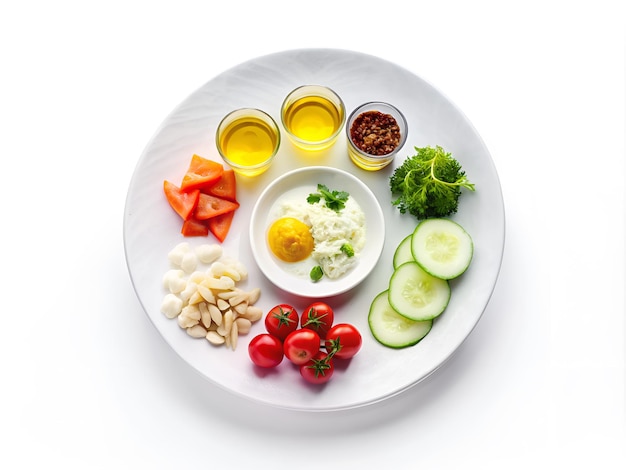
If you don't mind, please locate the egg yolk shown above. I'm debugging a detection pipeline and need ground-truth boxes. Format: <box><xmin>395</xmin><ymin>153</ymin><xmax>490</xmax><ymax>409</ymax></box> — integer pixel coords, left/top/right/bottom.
<box><xmin>267</xmin><ymin>217</ymin><xmax>314</xmax><ymax>262</ymax></box>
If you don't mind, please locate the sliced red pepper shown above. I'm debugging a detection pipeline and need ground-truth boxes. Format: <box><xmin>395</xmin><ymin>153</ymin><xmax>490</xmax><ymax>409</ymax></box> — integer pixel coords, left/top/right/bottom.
<box><xmin>203</xmin><ymin>169</ymin><xmax>237</xmax><ymax>202</ymax></box>
<box><xmin>207</xmin><ymin>211</ymin><xmax>235</xmax><ymax>242</ymax></box>
<box><xmin>180</xmin><ymin>154</ymin><xmax>224</xmax><ymax>191</ymax></box>
<box><xmin>194</xmin><ymin>193</ymin><xmax>240</xmax><ymax>220</ymax></box>
<box><xmin>163</xmin><ymin>180</ymin><xmax>200</xmax><ymax>221</ymax></box>
<box><xmin>181</xmin><ymin>218</ymin><xmax>209</xmax><ymax>237</ymax></box>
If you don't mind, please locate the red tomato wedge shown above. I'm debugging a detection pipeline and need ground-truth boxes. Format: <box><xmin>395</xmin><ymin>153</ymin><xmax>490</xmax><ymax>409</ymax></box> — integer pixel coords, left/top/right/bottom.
<box><xmin>180</xmin><ymin>154</ymin><xmax>224</xmax><ymax>191</ymax></box>
<box><xmin>194</xmin><ymin>193</ymin><xmax>240</xmax><ymax>220</ymax></box>
<box><xmin>181</xmin><ymin>218</ymin><xmax>209</xmax><ymax>237</ymax></box>
<box><xmin>203</xmin><ymin>169</ymin><xmax>237</xmax><ymax>202</ymax></box>
<box><xmin>163</xmin><ymin>154</ymin><xmax>240</xmax><ymax>242</ymax></box>
<box><xmin>163</xmin><ymin>180</ymin><xmax>200</xmax><ymax>221</ymax></box>
<box><xmin>207</xmin><ymin>211</ymin><xmax>235</xmax><ymax>243</ymax></box>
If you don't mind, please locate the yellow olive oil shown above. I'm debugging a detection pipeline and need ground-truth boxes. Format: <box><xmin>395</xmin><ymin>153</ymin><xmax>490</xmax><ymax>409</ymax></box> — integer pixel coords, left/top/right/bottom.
<box><xmin>283</xmin><ymin>95</ymin><xmax>343</xmax><ymax>143</ymax></box>
<box><xmin>218</xmin><ymin>117</ymin><xmax>279</xmax><ymax>168</ymax></box>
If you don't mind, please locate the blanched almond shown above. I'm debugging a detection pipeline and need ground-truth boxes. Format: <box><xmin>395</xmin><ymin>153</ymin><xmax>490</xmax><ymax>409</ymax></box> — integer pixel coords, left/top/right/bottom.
<box><xmin>217</xmin><ymin>289</ymin><xmax>241</xmax><ymax>300</ymax></box>
<box><xmin>235</xmin><ymin>317</ymin><xmax>252</xmax><ymax>335</ymax></box>
<box><xmin>228</xmin><ymin>292</ymin><xmax>249</xmax><ymax>307</ymax></box>
<box><xmin>217</xmin><ymin>298</ymin><xmax>230</xmax><ymax>311</ymax></box>
<box><xmin>189</xmin><ymin>271</ymin><xmax>208</xmax><ymax>285</ymax></box>
<box><xmin>206</xmin><ymin>331</ymin><xmax>225</xmax><ymax>345</ymax></box>
<box><xmin>187</xmin><ymin>290</ymin><xmax>204</xmax><ymax>305</ymax></box>
<box><xmin>223</xmin><ymin>310</ymin><xmax>234</xmax><ymax>332</ymax></box>
<box><xmin>247</xmin><ymin>287</ymin><xmax>261</xmax><ymax>305</ymax></box>
<box><xmin>199</xmin><ymin>302</ymin><xmax>212</xmax><ymax>328</ymax></box>
<box><xmin>197</xmin><ymin>284</ymin><xmax>215</xmax><ymax>304</ymax></box>
<box><xmin>187</xmin><ymin>324</ymin><xmax>208</xmax><ymax>338</ymax></box>
<box><xmin>233</xmin><ymin>301</ymin><xmax>249</xmax><ymax>315</ymax></box>
<box><xmin>230</xmin><ymin>321</ymin><xmax>239</xmax><ymax>350</ymax></box>
<box><xmin>162</xmin><ymin>244</ymin><xmax>262</xmax><ymax>351</ymax></box>
<box><xmin>178</xmin><ymin>311</ymin><xmax>199</xmax><ymax>329</ymax></box>
<box><xmin>210</xmin><ymin>261</ymin><xmax>241</xmax><ymax>281</ymax></box>
<box><xmin>216</xmin><ymin>317</ymin><xmax>230</xmax><ymax>336</ymax></box>
<box><xmin>241</xmin><ymin>306</ymin><xmax>263</xmax><ymax>322</ymax></box>
<box><xmin>204</xmin><ymin>275</ymin><xmax>235</xmax><ymax>290</ymax></box>
<box><xmin>207</xmin><ymin>303</ymin><xmax>221</xmax><ymax>326</ymax></box>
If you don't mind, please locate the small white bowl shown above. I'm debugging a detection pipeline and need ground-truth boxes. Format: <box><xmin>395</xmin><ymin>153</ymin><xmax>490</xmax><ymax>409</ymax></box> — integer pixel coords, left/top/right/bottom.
<box><xmin>249</xmin><ymin>166</ymin><xmax>385</xmax><ymax>298</ymax></box>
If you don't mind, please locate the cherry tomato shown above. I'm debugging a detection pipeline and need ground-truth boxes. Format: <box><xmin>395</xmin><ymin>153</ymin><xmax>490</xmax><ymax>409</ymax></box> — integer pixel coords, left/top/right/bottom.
<box><xmin>283</xmin><ymin>329</ymin><xmax>321</xmax><ymax>365</ymax></box>
<box><xmin>248</xmin><ymin>333</ymin><xmax>284</xmax><ymax>368</ymax></box>
<box><xmin>264</xmin><ymin>304</ymin><xmax>299</xmax><ymax>341</ymax></box>
<box><xmin>325</xmin><ymin>323</ymin><xmax>362</xmax><ymax>360</ymax></box>
<box><xmin>300</xmin><ymin>301</ymin><xmax>334</xmax><ymax>338</ymax></box>
<box><xmin>300</xmin><ymin>351</ymin><xmax>334</xmax><ymax>385</ymax></box>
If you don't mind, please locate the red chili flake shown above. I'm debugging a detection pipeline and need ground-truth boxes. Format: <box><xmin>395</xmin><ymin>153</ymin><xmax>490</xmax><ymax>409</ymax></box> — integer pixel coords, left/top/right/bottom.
<box><xmin>349</xmin><ymin>110</ymin><xmax>401</xmax><ymax>156</ymax></box>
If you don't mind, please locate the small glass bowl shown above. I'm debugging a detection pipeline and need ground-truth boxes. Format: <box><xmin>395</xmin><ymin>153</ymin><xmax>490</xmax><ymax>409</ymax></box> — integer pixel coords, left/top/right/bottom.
<box><xmin>346</xmin><ymin>102</ymin><xmax>408</xmax><ymax>171</ymax></box>
<box><xmin>280</xmin><ymin>85</ymin><xmax>346</xmax><ymax>151</ymax></box>
<box><xmin>216</xmin><ymin>108</ymin><xmax>281</xmax><ymax>177</ymax></box>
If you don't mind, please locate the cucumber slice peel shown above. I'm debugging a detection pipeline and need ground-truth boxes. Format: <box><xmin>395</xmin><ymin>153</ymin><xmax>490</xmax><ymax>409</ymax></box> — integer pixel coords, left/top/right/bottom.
<box><xmin>388</xmin><ymin>261</ymin><xmax>450</xmax><ymax>321</ymax></box>
<box><xmin>368</xmin><ymin>220</ymin><xmax>473</xmax><ymax>348</ymax></box>
<box><xmin>411</xmin><ymin>218</ymin><xmax>473</xmax><ymax>280</ymax></box>
<box><xmin>393</xmin><ymin>233</ymin><xmax>414</xmax><ymax>269</ymax></box>
<box><xmin>368</xmin><ymin>290</ymin><xmax>433</xmax><ymax>348</ymax></box>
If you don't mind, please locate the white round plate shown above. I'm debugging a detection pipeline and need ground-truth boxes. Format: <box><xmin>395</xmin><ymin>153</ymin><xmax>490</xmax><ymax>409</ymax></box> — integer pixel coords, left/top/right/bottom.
<box><xmin>124</xmin><ymin>49</ymin><xmax>505</xmax><ymax>411</ymax></box>
<box><xmin>249</xmin><ymin>166</ymin><xmax>385</xmax><ymax>298</ymax></box>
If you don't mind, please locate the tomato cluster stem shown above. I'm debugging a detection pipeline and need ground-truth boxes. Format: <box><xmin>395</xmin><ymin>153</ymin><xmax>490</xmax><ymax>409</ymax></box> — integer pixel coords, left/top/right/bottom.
<box><xmin>304</xmin><ymin>355</ymin><xmax>333</xmax><ymax>378</ymax></box>
<box><xmin>324</xmin><ymin>337</ymin><xmax>341</xmax><ymax>360</ymax></box>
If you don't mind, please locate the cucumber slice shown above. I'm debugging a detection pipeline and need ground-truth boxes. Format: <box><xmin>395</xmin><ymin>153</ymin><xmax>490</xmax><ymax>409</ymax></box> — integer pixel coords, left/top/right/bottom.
<box><xmin>368</xmin><ymin>290</ymin><xmax>433</xmax><ymax>348</ymax></box>
<box><xmin>393</xmin><ymin>234</ymin><xmax>414</xmax><ymax>269</ymax></box>
<box><xmin>411</xmin><ymin>218</ymin><xmax>473</xmax><ymax>280</ymax></box>
<box><xmin>388</xmin><ymin>261</ymin><xmax>450</xmax><ymax>321</ymax></box>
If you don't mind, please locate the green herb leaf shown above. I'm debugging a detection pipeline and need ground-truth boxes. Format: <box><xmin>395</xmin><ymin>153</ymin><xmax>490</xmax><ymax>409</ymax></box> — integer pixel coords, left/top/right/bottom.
<box><xmin>306</xmin><ymin>193</ymin><xmax>321</xmax><ymax>205</ymax></box>
<box><xmin>389</xmin><ymin>146</ymin><xmax>475</xmax><ymax>219</ymax></box>
<box><xmin>308</xmin><ymin>184</ymin><xmax>349</xmax><ymax>212</ymax></box>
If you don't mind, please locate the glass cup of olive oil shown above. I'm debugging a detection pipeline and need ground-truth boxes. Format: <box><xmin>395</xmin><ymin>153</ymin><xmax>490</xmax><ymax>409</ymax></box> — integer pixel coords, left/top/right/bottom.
<box><xmin>216</xmin><ymin>108</ymin><xmax>281</xmax><ymax>177</ymax></box>
<box><xmin>280</xmin><ymin>85</ymin><xmax>346</xmax><ymax>151</ymax></box>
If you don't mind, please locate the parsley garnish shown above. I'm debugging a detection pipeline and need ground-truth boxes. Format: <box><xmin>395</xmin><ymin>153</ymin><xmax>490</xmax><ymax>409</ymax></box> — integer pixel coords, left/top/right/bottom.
<box><xmin>307</xmin><ymin>184</ymin><xmax>349</xmax><ymax>212</ymax></box>
<box><xmin>390</xmin><ymin>146</ymin><xmax>475</xmax><ymax>219</ymax></box>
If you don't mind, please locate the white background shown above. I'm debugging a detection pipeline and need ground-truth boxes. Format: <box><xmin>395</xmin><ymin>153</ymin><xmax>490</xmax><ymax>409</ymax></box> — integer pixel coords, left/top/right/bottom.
<box><xmin>1</xmin><ymin>1</ymin><xmax>624</xmax><ymax>468</ymax></box>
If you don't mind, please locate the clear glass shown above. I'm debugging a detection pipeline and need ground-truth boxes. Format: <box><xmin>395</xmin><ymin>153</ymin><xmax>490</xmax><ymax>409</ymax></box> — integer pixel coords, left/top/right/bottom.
<box><xmin>216</xmin><ymin>108</ymin><xmax>281</xmax><ymax>177</ymax></box>
<box><xmin>280</xmin><ymin>85</ymin><xmax>346</xmax><ymax>151</ymax></box>
<box><xmin>346</xmin><ymin>101</ymin><xmax>408</xmax><ymax>171</ymax></box>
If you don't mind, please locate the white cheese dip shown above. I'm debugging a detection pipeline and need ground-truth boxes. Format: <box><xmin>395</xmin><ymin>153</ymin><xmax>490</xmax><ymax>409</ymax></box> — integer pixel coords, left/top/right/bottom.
<box><xmin>275</xmin><ymin>196</ymin><xmax>366</xmax><ymax>279</ymax></box>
